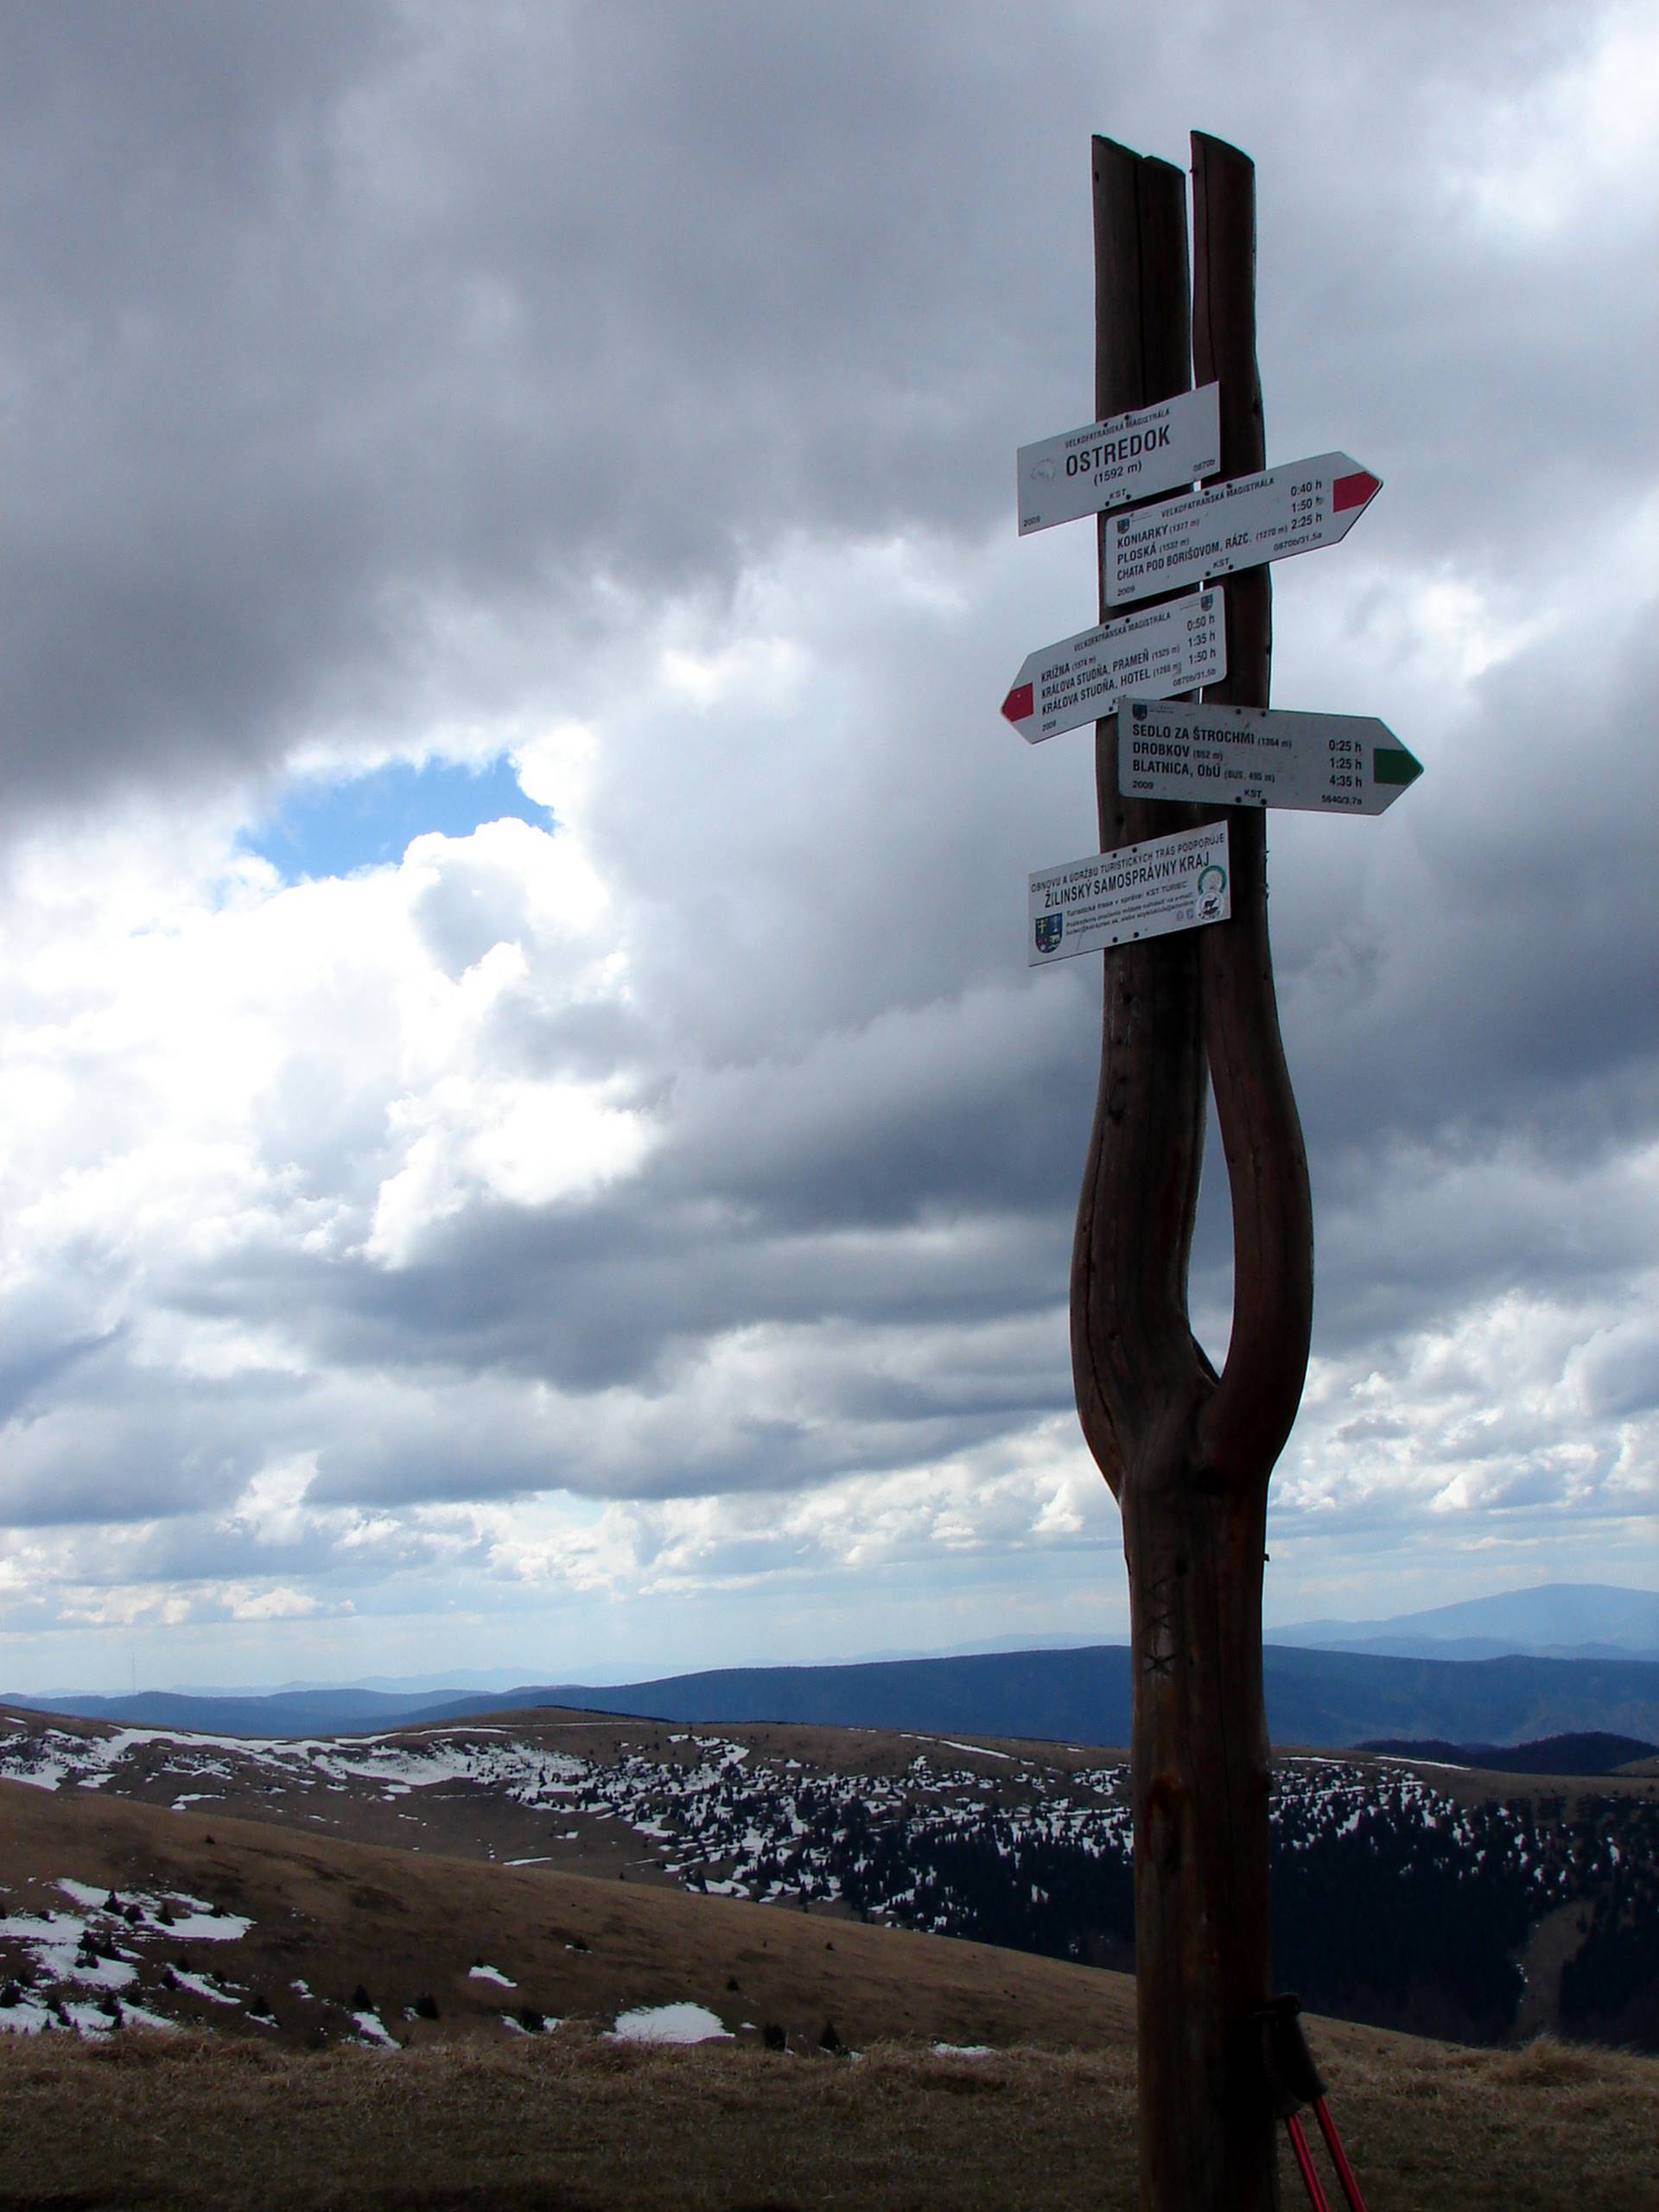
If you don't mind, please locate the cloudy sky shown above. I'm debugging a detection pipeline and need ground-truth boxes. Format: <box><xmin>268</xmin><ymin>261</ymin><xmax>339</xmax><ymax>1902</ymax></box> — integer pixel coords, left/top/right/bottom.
<box><xmin>2</xmin><ymin>1</ymin><xmax>1655</xmax><ymax>1694</ymax></box>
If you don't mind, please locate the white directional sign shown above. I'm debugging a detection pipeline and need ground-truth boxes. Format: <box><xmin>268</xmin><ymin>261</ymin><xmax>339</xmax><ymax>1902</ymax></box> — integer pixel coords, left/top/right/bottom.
<box><xmin>1029</xmin><ymin>821</ymin><xmax>1231</xmax><ymax>966</ymax></box>
<box><xmin>1119</xmin><ymin>700</ymin><xmax>1423</xmax><ymax>815</ymax></box>
<box><xmin>1001</xmin><ymin>590</ymin><xmax>1224</xmax><ymax>745</ymax></box>
<box><xmin>1017</xmin><ymin>385</ymin><xmax>1221</xmax><ymax>535</ymax></box>
<box><xmin>1103</xmin><ymin>452</ymin><xmax>1382</xmax><ymax>607</ymax></box>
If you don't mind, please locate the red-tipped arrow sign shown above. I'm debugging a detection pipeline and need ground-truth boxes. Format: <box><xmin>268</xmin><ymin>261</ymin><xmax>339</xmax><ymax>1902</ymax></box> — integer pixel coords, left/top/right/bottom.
<box><xmin>1001</xmin><ymin>590</ymin><xmax>1225</xmax><ymax>745</ymax></box>
<box><xmin>1103</xmin><ymin>452</ymin><xmax>1382</xmax><ymax>608</ymax></box>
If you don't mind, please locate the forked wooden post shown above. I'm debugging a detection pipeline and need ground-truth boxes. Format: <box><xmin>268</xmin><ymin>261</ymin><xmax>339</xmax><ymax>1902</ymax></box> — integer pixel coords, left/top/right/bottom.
<box><xmin>1071</xmin><ymin>132</ymin><xmax>1313</xmax><ymax>2210</ymax></box>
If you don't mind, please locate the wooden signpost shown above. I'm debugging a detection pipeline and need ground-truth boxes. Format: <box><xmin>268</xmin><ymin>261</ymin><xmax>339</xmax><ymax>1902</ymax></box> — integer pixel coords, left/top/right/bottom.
<box><xmin>1007</xmin><ymin>133</ymin><xmax>1415</xmax><ymax>2209</ymax></box>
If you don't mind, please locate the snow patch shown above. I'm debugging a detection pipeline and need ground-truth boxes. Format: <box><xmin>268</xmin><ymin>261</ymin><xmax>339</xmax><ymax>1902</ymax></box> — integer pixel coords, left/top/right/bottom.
<box><xmin>169</xmin><ymin>1968</ymin><xmax>240</xmax><ymax>2005</ymax></box>
<box><xmin>610</xmin><ymin>2001</ymin><xmax>732</xmax><ymax>2044</ymax></box>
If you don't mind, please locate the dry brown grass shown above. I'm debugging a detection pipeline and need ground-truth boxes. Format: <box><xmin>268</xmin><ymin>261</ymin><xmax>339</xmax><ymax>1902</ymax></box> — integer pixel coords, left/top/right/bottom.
<box><xmin>0</xmin><ymin>2026</ymin><xmax>1651</xmax><ymax>2211</ymax></box>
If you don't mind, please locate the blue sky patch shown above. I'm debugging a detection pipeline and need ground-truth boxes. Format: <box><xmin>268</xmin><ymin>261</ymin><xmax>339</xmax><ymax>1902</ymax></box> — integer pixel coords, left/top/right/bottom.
<box><xmin>245</xmin><ymin>755</ymin><xmax>552</xmax><ymax>882</ymax></box>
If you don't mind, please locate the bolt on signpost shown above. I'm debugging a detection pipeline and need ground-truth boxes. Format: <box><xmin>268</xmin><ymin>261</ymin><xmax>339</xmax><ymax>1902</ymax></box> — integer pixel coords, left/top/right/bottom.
<box><xmin>1006</xmin><ymin>136</ymin><xmax>1414</xmax><ymax>2209</ymax></box>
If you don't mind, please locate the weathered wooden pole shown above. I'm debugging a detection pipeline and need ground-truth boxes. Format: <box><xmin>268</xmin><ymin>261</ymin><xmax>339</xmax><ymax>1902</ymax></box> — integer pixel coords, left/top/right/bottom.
<box><xmin>1071</xmin><ymin>132</ymin><xmax>1313</xmax><ymax>2210</ymax></box>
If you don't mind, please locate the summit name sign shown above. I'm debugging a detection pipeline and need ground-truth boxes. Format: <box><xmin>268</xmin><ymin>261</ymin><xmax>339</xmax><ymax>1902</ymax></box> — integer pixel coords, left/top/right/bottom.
<box><xmin>1017</xmin><ymin>384</ymin><xmax>1221</xmax><ymax>535</ymax></box>
<box><xmin>1103</xmin><ymin>451</ymin><xmax>1382</xmax><ymax>607</ymax></box>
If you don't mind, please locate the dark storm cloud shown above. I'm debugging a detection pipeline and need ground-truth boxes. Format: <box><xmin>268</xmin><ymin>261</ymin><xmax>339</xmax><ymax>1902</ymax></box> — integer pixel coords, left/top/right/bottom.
<box><xmin>2</xmin><ymin>2</ymin><xmax>410</xmax><ymax>800</ymax></box>
<box><xmin>3</xmin><ymin>0</ymin><xmax>1621</xmax><ymax>818</ymax></box>
<box><xmin>1576</xmin><ymin>1324</ymin><xmax>1659</xmax><ymax>1421</ymax></box>
<box><xmin>1267</xmin><ymin>601</ymin><xmax>1659</xmax><ymax>1344</ymax></box>
<box><xmin>0</xmin><ymin>0</ymin><xmax>1051</xmax><ymax>810</ymax></box>
<box><xmin>303</xmin><ymin>1396</ymin><xmax>1024</xmax><ymax>1511</ymax></box>
<box><xmin>652</xmin><ymin>983</ymin><xmax>1090</xmax><ymax>1230</ymax></box>
<box><xmin>0</xmin><ymin>1366</ymin><xmax>301</xmax><ymax>1529</ymax></box>
<box><xmin>167</xmin><ymin>1173</ymin><xmax>1069</xmax><ymax>1402</ymax></box>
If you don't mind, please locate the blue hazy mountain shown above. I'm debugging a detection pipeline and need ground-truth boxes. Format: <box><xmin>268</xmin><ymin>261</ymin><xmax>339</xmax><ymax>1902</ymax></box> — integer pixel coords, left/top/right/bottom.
<box><xmin>14</xmin><ymin>1642</ymin><xmax>1659</xmax><ymax>1748</ymax></box>
<box><xmin>1268</xmin><ymin>1582</ymin><xmax>1659</xmax><ymax>1662</ymax></box>
<box><xmin>0</xmin><ymin>1685</ymin><xmax>441</xmax><ymax>1737</ymax></box>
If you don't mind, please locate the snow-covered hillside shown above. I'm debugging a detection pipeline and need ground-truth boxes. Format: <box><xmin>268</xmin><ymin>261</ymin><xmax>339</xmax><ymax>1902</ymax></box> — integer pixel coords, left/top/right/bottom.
<box><xmin>1</xmin><ymin>1710</ymin><xmax>1651</xmax><ymax>2049</ymax></box>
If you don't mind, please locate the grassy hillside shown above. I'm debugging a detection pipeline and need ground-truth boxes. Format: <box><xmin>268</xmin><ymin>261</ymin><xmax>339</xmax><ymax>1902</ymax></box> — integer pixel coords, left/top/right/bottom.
<box><xmin>2</xmin><ymin>1757</ymin><xmax>1656</xmax><ymax>2207</ymax></box>
<box><xmin>4</xmin><ymin>1702</ymin><xmax>1653</xmax><ymax>2050</ymax></box>
<box><xmin>1</xmin><ymin>2026</ymin><xmax>1652</xmax><ymax>2210</ymax></box>
<box><xmin>0</xmin><ymin>1778</ymin><xmax>1136</xmax><ymax>2053</ymax></box>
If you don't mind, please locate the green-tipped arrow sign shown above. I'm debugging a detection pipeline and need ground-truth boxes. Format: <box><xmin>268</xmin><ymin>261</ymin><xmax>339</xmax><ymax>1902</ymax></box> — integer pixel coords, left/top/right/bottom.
<box><xmin>1119</xmin><ymin>700</ymin><xmax>1422</xmax><ymax>817</ymax></box>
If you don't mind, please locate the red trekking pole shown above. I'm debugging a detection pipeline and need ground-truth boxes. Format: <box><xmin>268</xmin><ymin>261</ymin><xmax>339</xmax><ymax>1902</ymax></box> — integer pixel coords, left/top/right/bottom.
<box><xmin>1254</xmin><ymin>1995</ymin><xmax>1370</xmax><ymax>2212</ymax></box>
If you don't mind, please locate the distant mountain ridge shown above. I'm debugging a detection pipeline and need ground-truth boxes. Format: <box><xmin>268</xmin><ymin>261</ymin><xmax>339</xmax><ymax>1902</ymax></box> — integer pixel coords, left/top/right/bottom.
<box><xmin>0</xmin><ymin>1683</ymin><xmax>443</xmax><ymax>1738</ymax></box>
<box><xmin>17</xmin><ymin>1584</ymin><xmax>1653</xmax><ymax>1724</ymax></box>
<box><xmin>1356</xmin><ymin>1732</ymin><xmax>1657</xmax><ymax>1777</ymax></box>
<box><xmin>1269</xmin><ymin>1582</ymin><xmax>1659</xmax><ymax>1662</ymax></box>
<box><xmin>1279</xmin><ymin>1637</ymin><xmax>1659</xmax><ymax>1662</ymax></box>
<box><xmin>12</xmin><ymin>1641</ymin><xmax>1659</xmax><ymax>1749</ymax></box>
